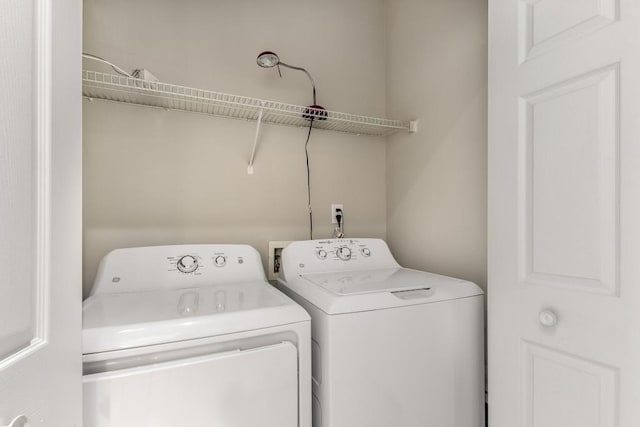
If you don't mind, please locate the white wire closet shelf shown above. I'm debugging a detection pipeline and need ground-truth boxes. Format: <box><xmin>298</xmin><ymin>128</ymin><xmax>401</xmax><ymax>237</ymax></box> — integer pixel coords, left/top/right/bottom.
<box><xmin>82</xmin><ymin>70</ymin><xmax>415</xmax><ymax>137</ymax></box>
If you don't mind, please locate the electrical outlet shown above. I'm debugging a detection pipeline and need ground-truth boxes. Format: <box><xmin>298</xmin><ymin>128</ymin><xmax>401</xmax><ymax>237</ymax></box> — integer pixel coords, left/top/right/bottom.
<box><xmin>331</xmin><ymin>204</ymin><xmax>343</xmax><ymax>224</ymax></box>
<box><xmin>268</xmin><ymin>241</ymin><xmax>292</xmax><ymax>281</ymax></box>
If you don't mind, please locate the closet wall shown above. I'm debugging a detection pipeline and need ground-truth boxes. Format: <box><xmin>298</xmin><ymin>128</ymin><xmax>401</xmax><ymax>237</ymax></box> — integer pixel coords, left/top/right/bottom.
<box><xmin>385</xmin><ymin>0</ymin><xmax>488</xmax><ymax>289</ymax></box>
<box><xmin>83</xmin><ymin>0</ymin><xmax>489</xmax><ymax>295</ymax></box>
<box><xmin>82</xmin><ymin>0</ymin><xmax>388</xmax><ymax>294</ymax></box>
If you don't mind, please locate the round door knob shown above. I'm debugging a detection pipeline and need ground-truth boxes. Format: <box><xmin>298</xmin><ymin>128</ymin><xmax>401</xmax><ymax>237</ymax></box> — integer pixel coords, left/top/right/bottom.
<box><xmin>177</xmin><ymin>255</ymin><xmax>198</xmax><ymax>273</ymax></box>
<box><xmin>539</xmin><ymin>309</ymin><xmax>558</xmax><ymax>327</ymax></box>
<box><xmin>1</xmin><ymin>415</ymin><xmax>28</xmax><ymax>427</ymax></box>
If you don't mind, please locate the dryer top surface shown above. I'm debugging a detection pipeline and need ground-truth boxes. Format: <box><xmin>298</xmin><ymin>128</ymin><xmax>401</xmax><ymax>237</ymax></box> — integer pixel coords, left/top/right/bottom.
<box><xmin>83</xmin><ymin>244</ymin><xmax>308</xmax><ymax>355</ymax></box>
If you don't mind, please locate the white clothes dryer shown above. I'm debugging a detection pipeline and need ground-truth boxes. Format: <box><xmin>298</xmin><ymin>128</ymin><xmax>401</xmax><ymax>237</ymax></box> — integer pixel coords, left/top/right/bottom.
<box><xmin>82</xmin><ymin>244</ymin><xmax>311</xmax><ymax>427</ymax></box>
<box><xmin>276</xmin><ymin>238</ymin><xmax>484</xmax><ymax>427</ymax></box>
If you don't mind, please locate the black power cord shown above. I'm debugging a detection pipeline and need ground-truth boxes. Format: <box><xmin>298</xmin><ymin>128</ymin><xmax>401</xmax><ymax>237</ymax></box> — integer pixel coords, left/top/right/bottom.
<box><xmin>304</xmin><ymin>120</ymin><xmax>314</xmax><ymax>240</ymax></box>
<box><xmin>336</xmin><ymin>208</ymin><xmax>343</xmax><ymax>229</ymax></box>
<box><xmin>334</xmin><ymin>208</ymin><xmax>344</xmax><ymax>238</ymax></box>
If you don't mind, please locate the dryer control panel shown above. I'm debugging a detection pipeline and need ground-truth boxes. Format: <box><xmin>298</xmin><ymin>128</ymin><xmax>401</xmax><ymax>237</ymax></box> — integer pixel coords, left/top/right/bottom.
<box><xmin>90</xmin><ymin>244</ymin><xmax>266</xmax><ymax>296</ymax></box>
<box><xmin>279</xmin><ymin>239</ymin><xmax>400</xmax><ymax>282</ymax></box>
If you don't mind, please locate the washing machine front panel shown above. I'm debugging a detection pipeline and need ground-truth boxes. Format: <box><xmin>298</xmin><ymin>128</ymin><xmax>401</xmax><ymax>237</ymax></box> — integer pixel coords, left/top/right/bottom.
<box><xmin>276</xmin><ymin>285</ymin><xmax>485</xmax><ymax>427</ymax></box>
<box><xmin>323</xmin><ymin>296</ymin><xmax>485</xmax><ymax>427</ymax></box>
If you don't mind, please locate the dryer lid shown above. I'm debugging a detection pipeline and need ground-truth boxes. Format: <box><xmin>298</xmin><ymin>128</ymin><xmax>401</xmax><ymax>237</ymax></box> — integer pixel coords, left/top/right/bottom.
<box><xmin>82</xmin><ymin>280</ymin><xmax>309</xmax><ymax>355</ymax></box>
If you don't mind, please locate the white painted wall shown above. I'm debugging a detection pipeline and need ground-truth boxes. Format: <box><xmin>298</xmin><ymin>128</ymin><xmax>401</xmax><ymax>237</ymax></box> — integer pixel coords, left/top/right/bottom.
<box><xmin>385</xmin><ymin>0</ymin><xmax>488</xmax><ymax>289</ymax></box>
<box><xmin>82</xmin><ymin>0</ymin><xmax>388</xmax><ymax>295</ymax></box>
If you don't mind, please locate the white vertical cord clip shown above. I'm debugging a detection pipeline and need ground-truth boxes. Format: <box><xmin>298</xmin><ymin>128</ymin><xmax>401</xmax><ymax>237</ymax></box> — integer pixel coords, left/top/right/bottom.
<box><xmin>247</xmin><ymin>101</ymin><xmax>266</xmax><ymax>175</ymax></box>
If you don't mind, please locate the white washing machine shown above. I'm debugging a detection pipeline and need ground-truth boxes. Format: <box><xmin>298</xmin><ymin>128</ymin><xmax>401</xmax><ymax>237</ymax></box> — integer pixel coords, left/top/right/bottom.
<box><xmin>276</xmin><ymin>238</ymin><xmax>485</xmax><ymax>427</ymax></box>
<box><xmin>82</xmin><ymin>244</ymin><xmax>311</xmax><ymax>427</ymax></box>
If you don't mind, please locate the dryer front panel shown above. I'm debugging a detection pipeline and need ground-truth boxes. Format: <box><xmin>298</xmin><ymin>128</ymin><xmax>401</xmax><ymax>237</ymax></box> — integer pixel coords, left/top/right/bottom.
<box><xmin>83</xmin><ymin>341</ymin><xmax>298</xmax><ymax>427</ymax></box>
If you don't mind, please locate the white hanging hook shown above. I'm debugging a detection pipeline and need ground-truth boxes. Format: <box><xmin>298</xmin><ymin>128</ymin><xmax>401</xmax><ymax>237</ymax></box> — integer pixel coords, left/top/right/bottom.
<box><xmin>247</xmin><ymin>101</ymin><xmax>266</xmax><ymax>175</ymax></box>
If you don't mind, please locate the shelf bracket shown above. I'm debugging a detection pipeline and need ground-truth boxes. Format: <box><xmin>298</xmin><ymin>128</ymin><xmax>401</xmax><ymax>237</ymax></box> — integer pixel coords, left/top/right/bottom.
<box><xmin>247</xmin><ymin>102</ymin><xmax>266</xmax><ymax>175</ymax></box>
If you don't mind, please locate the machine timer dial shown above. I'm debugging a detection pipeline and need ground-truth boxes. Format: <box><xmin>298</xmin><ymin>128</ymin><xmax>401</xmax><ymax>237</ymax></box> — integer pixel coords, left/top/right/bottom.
<box><xmin>177</xmin><ymin>255</ymin><xmax>199</xmax><ymax>273</ymax></box>
<box><xmin>214</xmin><ymin>255</ymin><xmax>227</xmax><ymax>267</ymax></box>
<box><xmin>336</xmin><ymin>246</ymin><xmax>352</xmax><ymax>261</ymax></box>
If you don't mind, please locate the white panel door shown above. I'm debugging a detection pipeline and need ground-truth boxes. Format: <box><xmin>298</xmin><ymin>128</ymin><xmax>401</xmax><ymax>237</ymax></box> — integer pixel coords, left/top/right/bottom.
<box><xmin>0</xmin><ymin>0</ymin><xmax>82</xmax><ymax>425</ymax></box>
<box><xmin>488</xmin><ymin>0</ymin><xmax>640</xmax><ymax>426</ymax></box>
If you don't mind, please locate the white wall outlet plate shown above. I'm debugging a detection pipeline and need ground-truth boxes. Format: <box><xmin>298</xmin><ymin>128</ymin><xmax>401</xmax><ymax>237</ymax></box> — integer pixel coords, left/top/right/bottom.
<box><xmin>268</xmin><ymin>241</ymin><xmax>292</xmax><ymax>281</ymax></box>
<box><xmin>331</xmin><ymin>204</ymin><xmax>344</xmax><ymax>224</ymax></box>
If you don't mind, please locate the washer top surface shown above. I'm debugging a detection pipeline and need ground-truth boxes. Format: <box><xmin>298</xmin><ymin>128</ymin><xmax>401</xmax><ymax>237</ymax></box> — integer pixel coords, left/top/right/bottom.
<box><xmin>83</xmin><ymin>244</ymin><xmax>308</xmax><ymax>355</ymax></box>
<box><xmin>301</xmin><ymin>267</ymin><xmax>463</xmax><ymax>295</ymax></box>
<box><xmin>278</xmin><ymin>239</ymin><xmax>483</xmax><ymax>314</ymax></box>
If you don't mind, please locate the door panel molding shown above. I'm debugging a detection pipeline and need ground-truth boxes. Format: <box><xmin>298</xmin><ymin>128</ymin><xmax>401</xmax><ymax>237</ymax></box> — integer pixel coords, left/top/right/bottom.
<box><xmin>0</xmin><ymin>0</ymin><xmax>51</xmax><ymax>370</ymax></box>
<box><xmin>522</xmin><ymin>340</ymin><xmax>618</xmax><ymax>427</ymax></box>
<box><xmin>519</xmin><ymin>0</ymin><xmax>620</xmax><ymax>63</ymax></box>
<box><xmin>518</xmin><ymin>64</ymin><xmax>620</xmax><ymax>295</ymax></box>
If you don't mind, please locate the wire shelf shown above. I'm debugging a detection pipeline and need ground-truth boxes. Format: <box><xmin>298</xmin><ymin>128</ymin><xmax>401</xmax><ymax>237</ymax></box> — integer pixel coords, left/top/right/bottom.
<box><xmin>82</xmin><ymin>70</ymin><xmax>413</xmax><ymax>137</ymax></box>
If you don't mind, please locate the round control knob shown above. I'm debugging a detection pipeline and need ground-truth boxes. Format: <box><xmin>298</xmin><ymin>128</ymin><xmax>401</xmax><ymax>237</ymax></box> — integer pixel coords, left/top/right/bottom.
<box><xmin>177</xmin><ymin>255</ymin><xmax>198</xmax><ymax>273</ymax></box>
<box><xmin>361</xmin><ymin>248</ymin><xmax>371</xmax><ymax>257</ymax></box>
<box><xmin>316</xmin><ymin>249</ymin><xmax>328</xmax><ymax>260</ymax></box>
<box><xmin>336</xmin><ymin>246</ymin><xmax>352</xmax><ymax>261</ymax></box>
<box><xmin>539</xmin><ymin>309</ymin><xmax>558</xmax><ymax>327</ymax></box>
<box><xmin>214</xmin><ymin>255</ymin><xmax>227</xmax><ymax>267</ymax></box>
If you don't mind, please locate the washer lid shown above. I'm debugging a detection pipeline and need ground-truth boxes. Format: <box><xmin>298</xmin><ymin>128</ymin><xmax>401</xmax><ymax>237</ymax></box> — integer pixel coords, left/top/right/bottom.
<box><xmin>82</xmin><ymin>280</ymin><xmax>309</xmax><ymax>355</ymax></box>
<box><xmin>302</xmin><ymin>268</ymin><xmax>463</xmax><ymax>295</ymax></box>
<box><xmin>281</xmin><ymin>268</ymin><xmax>483</xmax><ymax>314</ymax></box>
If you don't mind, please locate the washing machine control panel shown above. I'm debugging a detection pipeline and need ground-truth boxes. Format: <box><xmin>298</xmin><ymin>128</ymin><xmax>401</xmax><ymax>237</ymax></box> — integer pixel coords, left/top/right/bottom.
<box><xmin>177</xmin><ymin>255</ymin><xmax>199</xmax><ymax>273</ymax></box>
<box><xmin>280</xmin><ymin>239</ymin><xmax>400</xmax><ymax>281</ymax></box>
<box><xmin>313</xmin><ymin>241</ymin><xmax>375</xmax><ymax>263</ymax></box>
<box><xmin>316</xmin><ymin>249</ymin><xmax>328</xmax><ymax>259</ymax></box>
<box><xmin>336</xmin><ymin>246</ymin><xmax>352</xmax><ymax>261</ymax></box>
<box><xmin>214</xmin><ymin>255</ymin><xmax>227</xmax><ymax>267</ymax></box>
<box><xmin>312</xmin><ymin>241</ymin><xmax>375</xmax><ymax>263</ymax></box>
<box><xmin>90</xmin><ymin>244</ymin><xmax>267</xmax><ymax>295</ymax></box>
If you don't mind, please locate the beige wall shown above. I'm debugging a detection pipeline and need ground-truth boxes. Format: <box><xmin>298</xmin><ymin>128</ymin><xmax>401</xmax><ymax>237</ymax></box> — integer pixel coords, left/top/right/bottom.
<box><xmin>83</xmin><ymin>0</ymin><xmax>489</xmax><ymax>295</ymax></box>
<box><xmin>385</xmin><ymin>0</ymin><xmax>488</xmax><ymax>289</ymax></box>
<box><xmin>83</xmin><ymin>0</ymin><xmax>388</xmax><ymax>294</ymax></box>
